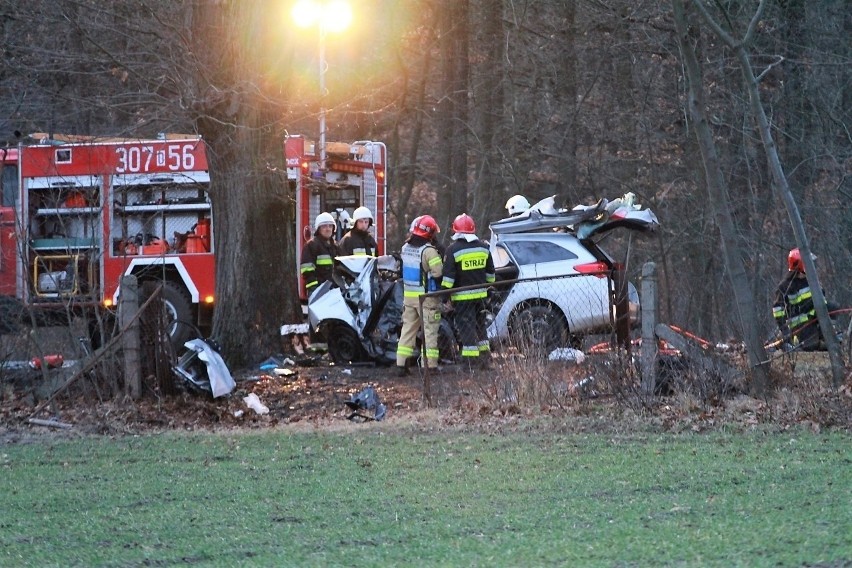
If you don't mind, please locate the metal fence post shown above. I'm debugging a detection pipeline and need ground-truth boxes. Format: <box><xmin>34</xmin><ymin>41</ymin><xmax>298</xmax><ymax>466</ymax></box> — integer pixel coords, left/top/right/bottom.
<box><xmin>613</xmin><ymin>265</ymin><xmax>630</xmax><ymax>349</ymax></box>
<box><xmin>640</xmin><ymin>262</ymin><xmax>657</xmax><ymax>395</ymax></box>
<box><xmin>119</xmin><ymin>275</ymin><xmax>141</xmax><ymax>400</ymax></box>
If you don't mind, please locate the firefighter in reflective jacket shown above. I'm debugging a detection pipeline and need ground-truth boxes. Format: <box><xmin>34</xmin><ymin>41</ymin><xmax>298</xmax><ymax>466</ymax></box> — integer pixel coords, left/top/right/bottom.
<box><xmin>396</xmin><ymin>215</ymin><xmax>443</xmax><ymax>375</ymax></box>
<box><xmin>300</xmin><ymin>212</ymin><xmax>338</xmax><ymax>295</ymax></box>
<box><xmin>338</xmin><ymin>206</ymin><xmax>378</xmax><ymax>257</ymax></box>
<box><xmin>442</xmin><ymin>214</ymin><xmax>495</xmax><ymax>368</ymax></box>
<box><xmin>772</xmin><ymin>248</ymin><xmax>834</xmax><ymax>351</ymax></box>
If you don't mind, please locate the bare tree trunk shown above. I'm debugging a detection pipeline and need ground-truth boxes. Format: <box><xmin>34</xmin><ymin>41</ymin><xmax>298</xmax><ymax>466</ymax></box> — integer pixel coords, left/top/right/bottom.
<box><xmin>469</xmin><ymin>0</ymin><xmax>505</xmax><ymax>223</ymax></box>
<box><xmin>691</xmin><ymin>0</ymin><xmax>846</xmax><ymax>387</ymax></box>
<box><xmin>190</xmin><ymin>1</ymin><xmax>294</xmax><ymax>367</ymax></box>
<box><xmin>672</xmin><ymin>0</ymin><xmax>771</xmax><ymax>394</ymax></box>
<box><xmin>389</xmin><ymin>34</ymin><xmax>433</xmax><ymax>245</ymax></box>
<box><xmin>435</xmin><ymin>0</ymin><xmax>470</xmax><ymax>229</ymax></box>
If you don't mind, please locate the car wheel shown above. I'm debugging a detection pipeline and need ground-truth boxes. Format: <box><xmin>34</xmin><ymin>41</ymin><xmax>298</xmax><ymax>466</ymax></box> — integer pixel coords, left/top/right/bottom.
<box><xmin>510</xmin><ymin>303</ymin><xmax>568</xmax><ymax>354</ymax></box>
<box><xmin>326</xmin><ymin>323</ymin><xmax>365</xmax><ymax>364</ymax></box>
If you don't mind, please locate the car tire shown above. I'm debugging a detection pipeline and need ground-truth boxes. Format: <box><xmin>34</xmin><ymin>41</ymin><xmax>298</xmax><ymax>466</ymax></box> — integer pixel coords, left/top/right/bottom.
<box><xmin>326</xmin><ymin>323</ymin><xmax>365</xmax><ymax>364</ymax></box>
<box><xmin>510</xmin><ymin>303</ymin><xmax>568</xmax><ymax>354</ymax></box>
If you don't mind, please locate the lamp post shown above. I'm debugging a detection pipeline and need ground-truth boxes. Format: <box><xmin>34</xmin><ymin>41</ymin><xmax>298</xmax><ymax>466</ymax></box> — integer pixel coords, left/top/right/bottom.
<box><xmin>291</xmin><ymin>0</ymin><xmax>353</xmax><ymax>174</ymax></box>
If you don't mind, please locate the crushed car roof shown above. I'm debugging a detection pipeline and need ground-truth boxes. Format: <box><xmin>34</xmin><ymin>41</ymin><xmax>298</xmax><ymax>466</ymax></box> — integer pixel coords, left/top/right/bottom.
<box><xmin>489</xmin><ymin>193</ymin><xmax>659</xmax><ymax>238</ymax></box>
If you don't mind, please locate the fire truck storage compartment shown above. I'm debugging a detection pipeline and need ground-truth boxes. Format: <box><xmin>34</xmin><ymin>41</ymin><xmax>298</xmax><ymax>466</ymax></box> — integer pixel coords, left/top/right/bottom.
<box><xmin>25</xmin><ymin>175</ymin><xmax>101</xmax><ymax>298</ymax></box>
<box><xmin>26</xmin><ymin>176</ymin><xmax>101</xmax><ymax>242</ymax></box>
<box><xmin>111</xmin><ymin>172</ymin><xmax>212</xmax><ymax>256</ymax></box>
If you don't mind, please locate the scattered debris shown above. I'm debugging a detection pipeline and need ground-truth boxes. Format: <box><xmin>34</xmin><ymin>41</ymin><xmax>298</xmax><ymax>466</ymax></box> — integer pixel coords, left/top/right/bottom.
<box><xmin>344</xmin><ymin>385</ymin><xmax>386</xmax><ymax>422</ymax></box>
<box><xmin>548</xmin><ymin>348</ymin><xmax>586</xmax><ymax>363</ymax></box>
<box><xmin>243</xmin><ymin>393</ymin><xmax>269</xmax><ymax>415</ymax></box>
<box><xmin>173</xmin><ymin>339</ymin><xmax>236</xmax><ymax>398</ymax></box>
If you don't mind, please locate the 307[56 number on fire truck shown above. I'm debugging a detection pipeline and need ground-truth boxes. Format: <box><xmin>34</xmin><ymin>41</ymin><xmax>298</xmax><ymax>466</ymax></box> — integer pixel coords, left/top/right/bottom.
<box><xmin>0</xmin><ymin>134</ymin><xmax>215</xmax><ymax>347</ymax></box>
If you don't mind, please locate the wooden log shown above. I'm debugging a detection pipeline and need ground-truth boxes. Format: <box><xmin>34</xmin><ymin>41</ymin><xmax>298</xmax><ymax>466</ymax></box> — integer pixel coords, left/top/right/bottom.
<box><xmin>27</xmin><ymin>418</ymin><xmax>72</xmax><ymax>429</ymax></box>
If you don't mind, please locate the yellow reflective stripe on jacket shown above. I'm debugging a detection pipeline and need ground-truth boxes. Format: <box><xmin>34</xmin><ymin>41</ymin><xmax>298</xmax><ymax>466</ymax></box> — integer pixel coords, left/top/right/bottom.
<box><xmin>787</xmin><ymin>287</ymin><xmax>812</xmax><ymax>305</ymax></box>
<box><xmin>315</xmin><ymin>255</ymin><xmax>333</xmax><ymax>266</ymax></box>
<box><xmin>461</xmin><ymin>346</ymin><xmax>480</xmax><ymax>357</ymax></box>
<box><xmin>451</xmin><ymin>289</ymin><xmax>487</xmax><ymax>301</ymax></box>
<box><xmin>300</xmin><ymin>263</ymin><xmax>315</xmax><ymax>274</ymax></box>
<box><xmin>789</xmin><ymin>310</ymin><xmax>815</xmax><ymax>328</ymax></box>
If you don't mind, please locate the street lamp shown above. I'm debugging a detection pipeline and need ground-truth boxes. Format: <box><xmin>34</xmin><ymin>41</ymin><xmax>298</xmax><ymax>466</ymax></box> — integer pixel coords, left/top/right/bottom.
<box><xmin>291</xmin><ymin>0</ymin><xmax>353</xmax><ymax>174</ymax></box>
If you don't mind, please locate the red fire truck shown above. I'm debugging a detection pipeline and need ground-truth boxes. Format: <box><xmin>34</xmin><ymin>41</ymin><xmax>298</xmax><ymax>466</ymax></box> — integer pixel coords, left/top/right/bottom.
<box><xmin>0</xmin><ymin>134</ymin><xmax>215</xmax><ymax>346</ymax></box>
<box><xmin>284</xmin><ymin>134</ymin><xmax>388</xmax><ymax>301</ymax></box>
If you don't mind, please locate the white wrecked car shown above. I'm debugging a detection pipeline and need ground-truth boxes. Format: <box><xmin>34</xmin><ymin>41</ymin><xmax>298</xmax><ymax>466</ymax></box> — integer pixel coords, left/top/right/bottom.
<box><xmin>486</xmin><ymin>193</ymin><xmax>658</xmax><ymax>352</ymax></box>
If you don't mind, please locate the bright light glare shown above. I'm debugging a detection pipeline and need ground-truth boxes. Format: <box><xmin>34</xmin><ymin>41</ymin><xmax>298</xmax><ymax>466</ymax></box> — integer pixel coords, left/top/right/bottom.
<box><xmin>291</xmin><ymin>0</ymin><xmax>352</xmax><ymax>32</ymax></box>
<box><xmin>291</xmin><ymin>0</ymin><xmax>319</xmax><ymax>28</ymax></box>
<box><xmin>323</xmin><ymin>1</ymin><xmax>352</xmax><ymax>33</ymax></box>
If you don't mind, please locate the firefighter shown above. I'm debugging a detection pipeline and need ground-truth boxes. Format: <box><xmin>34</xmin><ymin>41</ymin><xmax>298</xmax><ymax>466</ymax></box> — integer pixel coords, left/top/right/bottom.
<box><xmin>338</xmin><ymin>206</ymin><xmax>378</xmax><ymax>257</ymax></box>
<box><xmin>300</xmin><ymin>212</ymin><xmax>338</xmax><ymax>295</ymax></box>
<box><xmin>505</xmin><ymin>194</ymin><xmax>530</xmax><ymax>217</ymax></box>
<box><xmin>772</xmin><ymin>248</ymin><xmax>835</xmax><ymax>351</ymax></box>
<box><xmin>442</xmin><ymin>213</ymin><xmax>495</xmax><ymax>369</ymax></box>
<box><xmin>396</xmin><ymin>215</ymin><xmax>443</xmax><ymax>375</ymax></box>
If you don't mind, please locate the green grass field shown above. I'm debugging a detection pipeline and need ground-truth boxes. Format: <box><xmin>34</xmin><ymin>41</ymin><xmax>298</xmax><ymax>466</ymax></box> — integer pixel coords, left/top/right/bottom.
<box><xmin>1</xmin><ymin>426</ymin><xmax>849</xmax><ymax>567</ymax></box>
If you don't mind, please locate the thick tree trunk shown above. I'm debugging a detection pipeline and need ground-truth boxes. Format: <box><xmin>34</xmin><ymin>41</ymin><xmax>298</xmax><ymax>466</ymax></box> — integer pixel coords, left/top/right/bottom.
<box><xmin>469</xmin><ymin>0</ymin><xmax>505</xmax><ymax>222</ymax></box>
<box><xmin>190</xmin><ymin>1</ymin><xmax>295</xmax><ymax>368</ymax></box>
<box><xmin>435</xmin><ymin>0</ymin><xmax>470</xmax><ymax>230</ymax></box>
<box><xmin>672</xmin><ymin>0</ymin><xmax>771</xmax><ymax>394</ymax></box>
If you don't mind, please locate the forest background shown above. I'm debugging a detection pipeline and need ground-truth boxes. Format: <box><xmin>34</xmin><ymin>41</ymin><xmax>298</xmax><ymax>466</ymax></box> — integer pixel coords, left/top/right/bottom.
<box><xmin>0</xmin><ymin>0</ymin><xmax>848</xmax><ymax>373</ymax></box>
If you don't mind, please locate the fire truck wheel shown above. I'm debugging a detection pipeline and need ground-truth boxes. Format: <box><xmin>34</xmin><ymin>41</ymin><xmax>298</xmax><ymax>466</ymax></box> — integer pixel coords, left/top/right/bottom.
<box><xmin>326</xmin><ymin>323</ymin><xmax>365</xmax><ymax>364</ymax></box>
<box><xmin>161</xmin><ymin>281</ymin><xmax>196</xmax><ymax>347</ymax></box>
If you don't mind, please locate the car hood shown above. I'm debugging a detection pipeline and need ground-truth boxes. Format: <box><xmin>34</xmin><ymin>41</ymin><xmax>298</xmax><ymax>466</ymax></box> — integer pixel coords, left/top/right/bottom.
<box><xmin>490</xmin><ymin>193</ymin><xmax>659</xmax><ymax>238</ymax></box>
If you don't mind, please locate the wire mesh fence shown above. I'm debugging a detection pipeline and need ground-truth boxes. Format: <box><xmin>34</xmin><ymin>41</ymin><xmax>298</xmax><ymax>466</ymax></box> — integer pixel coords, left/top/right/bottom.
<box><xmin>0</xmin><ymin>280</ymin><xmax>183</xmax><ymax>408</ymax></box>
<box><xmin>414</xmin><ymin>270</ymin><xmax>640</xmax><ymax>406</ymax></box>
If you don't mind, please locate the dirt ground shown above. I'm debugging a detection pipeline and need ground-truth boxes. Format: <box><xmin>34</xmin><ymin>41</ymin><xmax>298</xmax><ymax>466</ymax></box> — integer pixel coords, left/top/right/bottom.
<box><xmin>0</xmin><ymin>343</ymin><xmax>508</xmax><ymax>440</ymax></box>
<box><xmin>2</xmin><ymin>330</ymin><xmax>851</xmax><ymax>441</ymax></box>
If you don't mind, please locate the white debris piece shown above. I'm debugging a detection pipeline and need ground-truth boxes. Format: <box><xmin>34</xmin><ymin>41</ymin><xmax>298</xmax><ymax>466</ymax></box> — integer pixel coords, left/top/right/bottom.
<box><xmin>547</xmin><ymin>348</ymin><xmax>586</xmax><ymax>363</ymax></box>
<box><xmin>244</xmin><ymin>393</ymin><xmax>269</xmax><ymax>415</ymax></box>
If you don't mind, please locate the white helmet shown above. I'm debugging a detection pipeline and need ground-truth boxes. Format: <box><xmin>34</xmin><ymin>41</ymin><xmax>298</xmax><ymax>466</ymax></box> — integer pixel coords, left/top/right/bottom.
<box><xmin>314</xmin><ymin>212</ymin><xmax>335</xmax><ymax>229</ymax></box>
<box><xmin>505</xmin><ymin>195</ymin><xmax>530</xmax><ymax>216</ymax></box>
<box><xmin>352</xmin><ymin>206</ymin><xmax>374</xmax><ymax>226</ymax></box>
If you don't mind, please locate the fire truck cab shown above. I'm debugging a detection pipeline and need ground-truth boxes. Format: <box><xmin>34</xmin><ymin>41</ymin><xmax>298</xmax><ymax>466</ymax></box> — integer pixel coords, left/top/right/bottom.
<box><xmin>4</xmin><ymin>134</ymin><xmax>215</xmax><ymax>346</ymax></box>
<box><xmin>284</xmin><ymin>135</ymin><xmax>387</xmax><ymax>301</ymax></box>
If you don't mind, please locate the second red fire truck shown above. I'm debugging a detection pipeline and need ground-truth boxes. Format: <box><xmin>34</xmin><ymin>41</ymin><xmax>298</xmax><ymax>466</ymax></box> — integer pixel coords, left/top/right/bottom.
<box><xmin>284</xmin><ymin>134</ymin><xmax>388</xmax><ymax>301</ymax></box>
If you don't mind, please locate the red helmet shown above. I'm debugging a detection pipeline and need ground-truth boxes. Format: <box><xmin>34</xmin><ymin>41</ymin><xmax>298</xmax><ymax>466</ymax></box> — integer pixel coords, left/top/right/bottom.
<box><xmin>451</xmin><ymin>213</ymin><xmax>476</xmax><ymax>234</ymax></box>
<box><xmin>788</xmin><ymin>248</ymin><xmax>802</xmax><ymax>272</ymax></box>
<box><xmin>787</xmin><ymin>248</ymin><xmax>817</xmax><ymax>272</ymax></box>
<box><xmin>411</xmin><ymin>215</ymin><xmax>439</xmax><ymax>238</ymax></box>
